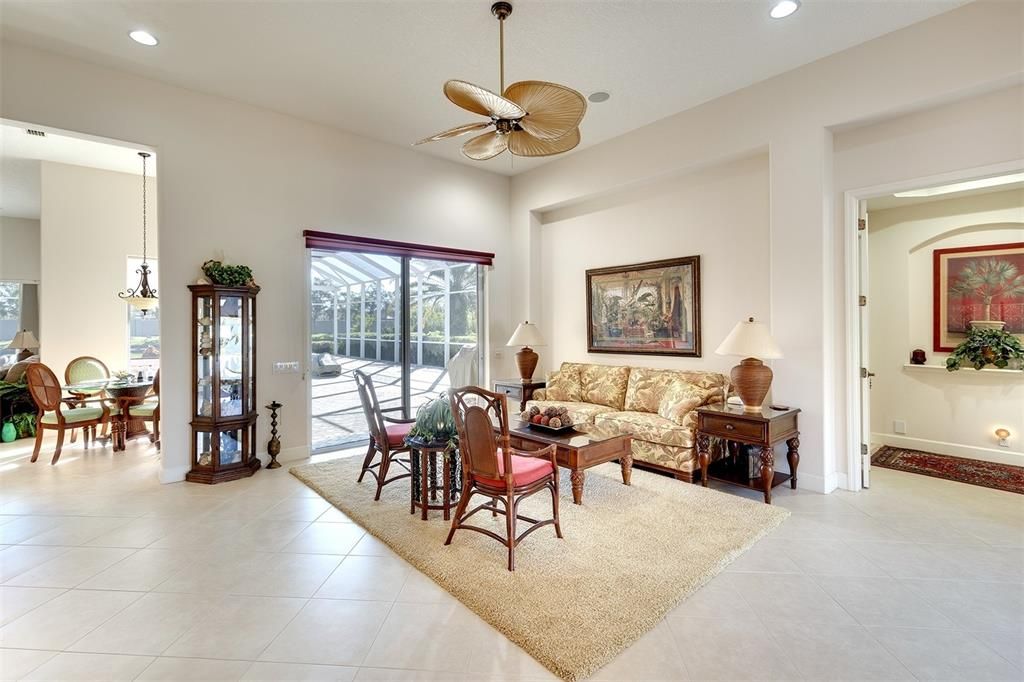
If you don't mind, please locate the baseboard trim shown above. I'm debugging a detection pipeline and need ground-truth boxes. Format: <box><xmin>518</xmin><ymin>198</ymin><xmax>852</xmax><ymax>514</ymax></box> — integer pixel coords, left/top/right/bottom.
<box><xmin>794</xmin><ymin>471</ymin><xmax>830</xmax><ymax>494</ymax></box>
<box><xmin>872</xmin><ymin>433</ymin><xmax>1024</xmax><ymax>467</ymax></box>
<box><xmin>277</xmin><ymin>445</ymin><xmax>311</xmax><ymax>464</ymax></box>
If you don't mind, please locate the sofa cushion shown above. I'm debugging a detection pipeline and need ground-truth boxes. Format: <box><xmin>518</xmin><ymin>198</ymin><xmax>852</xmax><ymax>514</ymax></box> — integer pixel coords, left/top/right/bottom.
<box><xmin>595</xmin><ymin>411</ymin><xmax>692</xmax><ymax>448</ymax></box>
<box><xmin>545</xmin><ymin>363</ymin><xmax>583</xmax><ymax>402</ymax></box>
<box><xmin>632</xmin><ymin>440</ymin><xmax>699</xmax><ymax>473</ymax></box>
<box><xmin>580</xmin><ymin>364</ymin><xmax>630</xmax><ymax>409</ymax></box>
<box><xmin>4</xmin><ymin>356</ymin><xmax>38</xmax><ymax>384</ymax></box>
<box><xmin>623</xmin><ymin>367</ymin><xmax>681</xmax><ymax>413</ymax></box>
<box><xmin>658</xmin><ymin>382</ymin><xmax>711</xmax><ymax>426</ymax></box>
<box><xmin>524</xmin><ymin>400</ymin><xmax>615</xmax><ymax>426</ymax></box>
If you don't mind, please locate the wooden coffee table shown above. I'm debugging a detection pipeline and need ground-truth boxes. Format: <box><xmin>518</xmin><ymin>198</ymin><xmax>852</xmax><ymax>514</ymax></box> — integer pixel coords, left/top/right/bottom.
<box><xmin>505</xmin><ymin>418</ymin><xmax>632</xmax><ymax>504</ymax></box>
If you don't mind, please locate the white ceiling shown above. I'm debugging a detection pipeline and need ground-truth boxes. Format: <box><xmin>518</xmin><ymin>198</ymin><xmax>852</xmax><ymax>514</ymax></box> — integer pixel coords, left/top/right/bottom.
<box><xmin>867</xmin><ymin>177</ymin><xmax>1024</xmax><ymax>211</ymax></box>
<box><xmin>0</xmin><ymin>0</ymin><xmax>966</xmax><ymax>176</ymax></box>
<box><xmin>0</xmin><ymin>123</ymin><xmax>155</xmax><ymax>220</ymax></box>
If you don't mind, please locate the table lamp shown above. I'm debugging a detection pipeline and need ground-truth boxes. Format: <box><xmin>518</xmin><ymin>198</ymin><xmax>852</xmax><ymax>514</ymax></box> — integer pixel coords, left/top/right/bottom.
<box><xmin>7</xmin><ymin>330</ymin><xmax>39</xmax><ymax>362</ymax></box>
<box><xmin>507</xmin><ymin>321</ymin><xmax>545</xmax><ymax>383</ymax></box>
<box><xmin>715</xmin><ymin>317</ymin><xmax>783</xmax><ymax>412</ymax></box>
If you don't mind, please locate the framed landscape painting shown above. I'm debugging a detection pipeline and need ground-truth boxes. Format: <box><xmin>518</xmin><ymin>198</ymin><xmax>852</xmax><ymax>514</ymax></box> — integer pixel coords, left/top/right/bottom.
<box><xmin>586</xmin><ymin>256</ymin><xmax>701</xmax><ymax>357</ymax></box>
<box><xmin>933</xmin><ymin>242</ymin><xmax>1024</xmax><ymax>352</ymax></box>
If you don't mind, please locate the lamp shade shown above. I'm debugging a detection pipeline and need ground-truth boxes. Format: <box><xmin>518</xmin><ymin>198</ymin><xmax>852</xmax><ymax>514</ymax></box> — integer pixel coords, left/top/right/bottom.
<box><xmin>715</xmin><ymin>318</ymin><xmax>783</xmax><ymax>359</ymax></box>
<box><xmin>507</xmin><ymin>321</ymin><xmax>545</xmax><ymax>347</ymax></box>
<box><xmin>7</xmin><ymin>330</ymin><xmax>39</xmax><ymax>350</ymax></box>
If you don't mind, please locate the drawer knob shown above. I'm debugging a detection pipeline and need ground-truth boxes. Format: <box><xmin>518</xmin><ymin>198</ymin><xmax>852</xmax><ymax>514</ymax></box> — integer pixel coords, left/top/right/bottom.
<box><xmin>724</xmin><ymin>424</ymin><xmax>735</xmax><ymax>431</ymax></box>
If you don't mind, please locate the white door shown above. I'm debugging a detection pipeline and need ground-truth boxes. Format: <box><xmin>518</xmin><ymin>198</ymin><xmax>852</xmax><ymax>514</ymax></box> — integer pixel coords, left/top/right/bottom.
<box><xmin>858</xmin><ymin>201</ymin><xmax>872</xmax><ymax>488</ymax></box>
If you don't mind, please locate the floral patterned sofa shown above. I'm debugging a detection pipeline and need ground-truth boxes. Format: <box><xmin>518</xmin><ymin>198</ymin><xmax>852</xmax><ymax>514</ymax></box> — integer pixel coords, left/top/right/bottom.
<box><xmin>526</xmin><ymin>362</ymin><xmax>727</xmax><ymax>481</ymax></box>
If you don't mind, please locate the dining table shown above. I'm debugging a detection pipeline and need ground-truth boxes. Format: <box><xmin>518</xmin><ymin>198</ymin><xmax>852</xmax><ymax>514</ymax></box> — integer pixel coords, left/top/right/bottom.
<box><xmin>63</xmin><ymin>378</ymin><xmax>154</xmax><ymax>451</ymax></box>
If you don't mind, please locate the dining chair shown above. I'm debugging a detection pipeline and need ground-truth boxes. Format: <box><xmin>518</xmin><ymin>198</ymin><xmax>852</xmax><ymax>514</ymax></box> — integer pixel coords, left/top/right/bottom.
<box><xmin>446</xmin><ymin>386</ymin><xmax>562</xmax><ymax>571</ymax></box>
<box><xmin>354</xmin><ymin>369</ymin><xmax>416</xmax><ymax>500</ymax></box>
<box><xmin>64</xmin><ymin>356</ymin><xmax>111</xmax><ymax>443</ymax></box>
<box><xmin>26</xmin><ymin>363</ymin><xmax>115</xmax><ymax>465</ymax></box>
<box><xmin>128</xmin><ymin>369</ymin><xmax>160</xmax><ymax>448</ymax></box>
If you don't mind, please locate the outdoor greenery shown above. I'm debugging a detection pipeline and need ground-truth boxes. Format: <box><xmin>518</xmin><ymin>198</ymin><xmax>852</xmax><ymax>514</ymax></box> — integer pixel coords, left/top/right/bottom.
<box><xmin>310</xmin><ymin>263</ymin><xmax>477</xmax><ymax>367</ymax></box>
<box><xmin>946</xmin><ymin>327</ymin><xmax>1024</xmax><ymax>371</ymax></box>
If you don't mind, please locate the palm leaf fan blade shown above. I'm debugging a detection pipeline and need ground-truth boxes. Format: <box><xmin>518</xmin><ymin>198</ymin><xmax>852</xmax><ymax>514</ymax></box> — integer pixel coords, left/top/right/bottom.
<box><xmin>415</xmin><ymin>122</ymin><xmax>492</xmax><ymax>145</ymax></box>
<box><xmin>444</xmin><ymin>80</ymin><xmax>525</xmax><ymax>119</ymax></box>
<box><xmin>462</xmin><ymin>131</ymin><xmax>509</xmax><ymax>160</ymax></box>
<box><xmin>508</xmin><ymin>128</ymin><xmax>580</xmax><ymax>157</ymax></box>
<box><xmin>504</xmin><ymin>81</ymin><xmax>586</xmax><ymax>140</ymax></box>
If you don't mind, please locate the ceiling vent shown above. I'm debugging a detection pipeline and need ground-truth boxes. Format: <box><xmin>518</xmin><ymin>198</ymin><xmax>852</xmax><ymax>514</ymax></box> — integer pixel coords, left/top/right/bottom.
<box><xmin>26</xmin><ymin>129</ymin><xmax>46</xmax><ymax>137</ymax></box>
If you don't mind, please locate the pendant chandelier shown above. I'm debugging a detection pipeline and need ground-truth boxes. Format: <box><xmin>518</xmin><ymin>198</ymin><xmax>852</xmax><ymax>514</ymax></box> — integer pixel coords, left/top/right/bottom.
<box><xmin>119</xmin><ymin>151</ymin><xmax>158</xmax><ymax>313</ymax></box>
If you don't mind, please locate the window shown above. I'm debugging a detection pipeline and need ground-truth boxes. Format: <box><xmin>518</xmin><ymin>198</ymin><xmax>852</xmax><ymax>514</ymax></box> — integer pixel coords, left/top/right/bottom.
<box><xmin>126</xmin><ymin>257</ymin><xmax>160</xmax><ymax>376</ymax></box>
<box><xmin>0</xmin><ymin>282</ymin><xmax>22</xmax><ymax>367</ymax></box>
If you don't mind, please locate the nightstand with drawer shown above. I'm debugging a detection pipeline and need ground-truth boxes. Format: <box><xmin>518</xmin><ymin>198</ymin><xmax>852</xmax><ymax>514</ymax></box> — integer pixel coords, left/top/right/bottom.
<box><xmin>492</xmin><ymin>379</ymin><xmax>546</xmax><ymax>413</ymax></box>
<box><xmin>695</xmin><ymin>403</ymin><xmax>800</xmax><ymax>504</ymax></box>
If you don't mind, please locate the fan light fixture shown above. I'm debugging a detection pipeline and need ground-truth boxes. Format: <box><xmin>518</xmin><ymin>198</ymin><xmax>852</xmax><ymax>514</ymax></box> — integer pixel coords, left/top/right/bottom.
<box><xmin>770</xmin><ymin>0</ymin><xmax>801</xmax><ymax>19</ymax></box>
<box><xmin>415</xmin><ymin>2</ymin><xmax>586</xmax><ymax>161</ymax></box>
<box><xmin>119</xmin><ymin>152</ymin><xmax>158</xmax><ymax>314</ymax></box>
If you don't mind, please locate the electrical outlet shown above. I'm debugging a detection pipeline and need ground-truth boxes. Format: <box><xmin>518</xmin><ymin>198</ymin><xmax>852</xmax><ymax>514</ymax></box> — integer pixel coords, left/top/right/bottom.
<box><xmin>273</xmin><ymin>361</ymin><xmax>300</xmax><ymax>374</ymax></box>
<box><xmin>493</xmin><ymin>350</ymin><xmax>504</xmax><ymax>360</ymax></box>
<box><xmin>893</xmin><ymin>420</ymin><xmax>907</xmax><ymax>435</ymax></box>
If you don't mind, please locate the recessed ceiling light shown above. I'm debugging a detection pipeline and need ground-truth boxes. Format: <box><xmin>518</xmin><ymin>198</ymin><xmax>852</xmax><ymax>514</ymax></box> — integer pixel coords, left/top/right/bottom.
<box><xmin>893</xmin><ymin>171</ymin><xmax>1024</xmax><ymax>198</ymax></box>
<box><xmin>129</xmin><ymin>30</ymin><xmax>159</xmax><ymax>46</ymax></box>
<box><xmin>769</xmin><ymin>0</ymin><xmax>800</xmax><ymax>19</ymax></box>
<box><xmin>588</xmin><ymin>91</ymin><xmax>611</xmax><ymax>103</ymax></box>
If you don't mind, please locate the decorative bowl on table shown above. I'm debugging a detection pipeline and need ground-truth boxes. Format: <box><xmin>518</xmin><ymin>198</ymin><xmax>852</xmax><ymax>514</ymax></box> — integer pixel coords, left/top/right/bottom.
<box><xmin>520</xmin><ymin>406</ymin><xmax>576</xmax><ymax>434</ymax></box>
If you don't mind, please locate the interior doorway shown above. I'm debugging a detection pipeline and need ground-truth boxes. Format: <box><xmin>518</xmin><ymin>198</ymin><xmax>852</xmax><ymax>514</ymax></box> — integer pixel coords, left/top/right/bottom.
<box><xmin>308</xmin><ymin>246</ymin><xmax>485</xmax><ymax>453</ymax></box>
<box><xmin>846</xmin><ymin>163</ymin><xmax>1024</xmax><ymax>492</ymax></box>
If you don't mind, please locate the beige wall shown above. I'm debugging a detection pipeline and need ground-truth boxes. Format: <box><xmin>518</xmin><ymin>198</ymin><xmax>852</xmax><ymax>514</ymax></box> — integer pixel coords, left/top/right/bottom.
<box><xmin>867</xmin><ymin>189</ymin><xmax>1024</xmax><ymax>464</ymax></box>
<box><xmin>39</xmin><ymin>161</ymin><xmax>159</xmax><ymax>376</ymax></box>
<box><xmin>512</xmin><ymin>1</ymin><xmax>1023</xmax><ymax>492</ymax></box>
<box><xmin>538</xmin><ymin>153</ymin><xmax>769</xmax><ymax>378</ymax></box>
<box><xmin>0</xmin><ymin>216</ymin><xmax>40</xmax><ymax>282</ymax></box>
<box><xmin>1</xmin><ymin>42</ymin><xmax>512</xmax><ymax>482</ymax></box>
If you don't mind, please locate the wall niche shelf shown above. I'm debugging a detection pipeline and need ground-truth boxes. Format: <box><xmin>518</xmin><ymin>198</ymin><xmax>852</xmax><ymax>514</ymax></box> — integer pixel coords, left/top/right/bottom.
<box><xmin>903</xmin><ymin>363</ymin><xmax>1023</xmax><ymax>376</ymax></box>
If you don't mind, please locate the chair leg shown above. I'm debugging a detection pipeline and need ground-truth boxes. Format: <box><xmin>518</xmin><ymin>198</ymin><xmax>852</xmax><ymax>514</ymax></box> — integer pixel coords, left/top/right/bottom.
<box><xmin>31</xmin><ymin>424</ymin><xmax>44</xmax><ymax>463</ymax></box>
<box><xmin>51</xmin><ymin>428</ymin><xmax>66</xmax><ymax>465</ymax></box>
<box><xmin>506</xmin><ymin>493</ymin><xmax>517</xmax><ymax>572</ymax></box>
<box><xmin>83</xmin><ymin>426</ymin><xmax>90</xmax><ymax>449</ymax></box>
<box><xmin>550</xmin><ymin>480</ymin><xmax>563</xmax><ymax>539</ymax></box>
<box><xmin>71</xmin><ymin>428</ymin><xmax>78</xmax><ymax>444</ymax></box>
<box><xmin>153</xmin><ymin>419</ymin><xmax>160</xmax><ymax>449</ymax></box>
<box><xmin>357</xmin><ymin>441</ymin><xmax>376</xmax><ymax>482</ymax></box>
<box><xmin>374</xmin><ymin>449</ymin><xmax>391</xmax><ymax>501</ymax></box>
<box><xmin>445</xmin><ymin>489</ymin><xmax>473</xmax><ymax>546</ymax></box>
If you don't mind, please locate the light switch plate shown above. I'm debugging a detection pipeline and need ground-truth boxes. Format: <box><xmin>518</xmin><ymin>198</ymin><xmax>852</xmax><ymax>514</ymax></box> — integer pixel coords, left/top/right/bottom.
<box><xmin>893</xmin><ymin>419</ymin><xmax>907</xmax><ymax>435</ymax></box>
<box><xmin>273</xmin><ymin>361</ymin><xmax>300</xmax><ymax>374</ymax></box>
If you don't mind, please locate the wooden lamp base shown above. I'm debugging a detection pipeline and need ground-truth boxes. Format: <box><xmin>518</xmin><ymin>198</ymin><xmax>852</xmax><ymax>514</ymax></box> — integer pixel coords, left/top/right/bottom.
<box><xmin>731</xmin><ymin>357</ymin><xmax>772</xmax><ymax>412</ymax></box>
<box><xmin>515</xmin><ymin>346</ymin><xmax>539</xmax><ymax>383</ymax></box>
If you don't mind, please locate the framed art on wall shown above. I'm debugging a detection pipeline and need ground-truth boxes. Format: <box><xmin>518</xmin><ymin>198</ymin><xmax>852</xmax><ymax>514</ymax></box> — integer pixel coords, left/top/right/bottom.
<box><xmin>586</xmin><ymin>256</ymin><xmax>701</xmax><ymax>357</ymax></box>
<box><xmin>933</xmin><ymin>242</ymin><xmax>1024</xmax><ymax>352</ymax></box>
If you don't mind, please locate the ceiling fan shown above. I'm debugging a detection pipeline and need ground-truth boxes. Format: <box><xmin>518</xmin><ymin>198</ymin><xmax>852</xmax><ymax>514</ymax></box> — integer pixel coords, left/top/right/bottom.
<box><xmin>415</xmin><ymin>1</ymin><xmax>586</xmax><ymax>161</ymax></box>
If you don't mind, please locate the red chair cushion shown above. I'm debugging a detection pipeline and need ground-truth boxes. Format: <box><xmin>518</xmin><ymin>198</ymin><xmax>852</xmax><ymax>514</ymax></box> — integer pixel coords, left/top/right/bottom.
<box><xmin>384</xmin><ymin>422</ymin><xmax>413</xmax><ymax>447</ymax></box>
<box><xmin>476</xmin><ymin>452</ymin><xmax>555</xmax><ymax>488</ymax></box>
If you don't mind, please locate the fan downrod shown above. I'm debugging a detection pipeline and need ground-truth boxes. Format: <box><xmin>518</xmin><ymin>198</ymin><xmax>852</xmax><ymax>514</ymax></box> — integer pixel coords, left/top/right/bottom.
<box><xmin>491</xmin><ymin>2</ymin><xmax>512</xmax><ymax>21</ymax></box>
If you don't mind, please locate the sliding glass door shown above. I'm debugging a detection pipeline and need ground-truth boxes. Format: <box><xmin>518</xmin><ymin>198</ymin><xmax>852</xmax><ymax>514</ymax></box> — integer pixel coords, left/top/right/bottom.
<box><xmin>309</xmin><ymin>248</ymin><xmax>484</xmax><ymax>454</ymax></box>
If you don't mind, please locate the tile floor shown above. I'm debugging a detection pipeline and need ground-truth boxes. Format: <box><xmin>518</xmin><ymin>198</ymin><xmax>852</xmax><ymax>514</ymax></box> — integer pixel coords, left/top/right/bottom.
<box><xmin>0</xmin><ymin>434</ymin><xmax>1021</xmax><ymax>681</ymax></box>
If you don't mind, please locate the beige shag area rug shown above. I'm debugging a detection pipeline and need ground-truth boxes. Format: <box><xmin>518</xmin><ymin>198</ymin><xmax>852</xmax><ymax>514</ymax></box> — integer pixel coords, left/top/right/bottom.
<box><xmin>291</xmin><ymin>456</ymin><xmax>788</xmax><ymax>681</ymax></box>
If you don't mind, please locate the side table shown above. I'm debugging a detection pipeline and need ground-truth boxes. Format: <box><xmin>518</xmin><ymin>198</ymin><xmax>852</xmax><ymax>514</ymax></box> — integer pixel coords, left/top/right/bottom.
<box><xmin>695</xmin><ymin>403</ymin><xmax>800</xmax><ymax>504</ymax></box>
<box><xmin>407</xmin><ymin>436</ymin><xmax>462</xmax><ymax>520</ymax></box>
<box><xmin>493</xmin><ymin>379</ymin><xmax>546</xmax><ymax>412</ymax></box>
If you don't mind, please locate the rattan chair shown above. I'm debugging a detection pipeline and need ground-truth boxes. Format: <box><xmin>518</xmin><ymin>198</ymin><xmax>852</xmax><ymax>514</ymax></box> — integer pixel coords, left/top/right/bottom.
<box><xmin>64</xmin><ymin>356</ymin><xmax>110</xmax><ymax>443</ymax></box>
<box><xmin>354</xmin><ymin>369</ymin><xmax>415</xmax><ymax>500</ymax></box>
<box><xmin>26</xmin><ymin>363</ymin><xmax>114</xmax><ymax>465</ymax></box>
<box><xmin>128</xmin><ymin>369</ymin><xmax>160</xmax><ymax>448</ymax></box>
<box><xmin>446</xmin><ymin>386</ymin><xmax>562</xmax><ymax>571</ymax></box>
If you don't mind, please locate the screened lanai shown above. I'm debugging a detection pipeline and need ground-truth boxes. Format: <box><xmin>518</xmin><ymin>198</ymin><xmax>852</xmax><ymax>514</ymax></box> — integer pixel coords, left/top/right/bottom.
<box><xmin>310</xmin><ymin>249</ymin><xmax>481</xmax><ymax>452</ymax></box>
